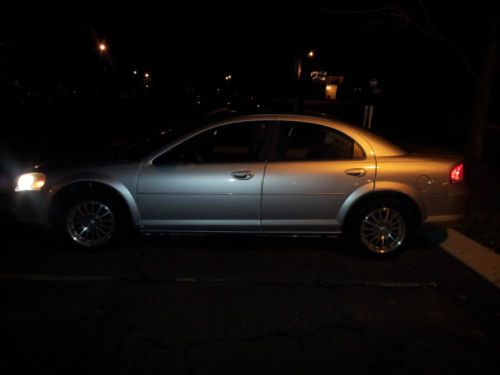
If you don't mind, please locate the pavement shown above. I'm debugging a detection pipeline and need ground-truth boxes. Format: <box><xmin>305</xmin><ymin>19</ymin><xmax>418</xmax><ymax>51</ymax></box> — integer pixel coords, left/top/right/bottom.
<box><xmin>428</xmin><ymin>229</ymin><xmax>500</xmax><ymax>289</ymax></box>
<box><xmin>1</xmin><ymin>220</ymin><xmax>500</xmax><ymax>374</ymax></box>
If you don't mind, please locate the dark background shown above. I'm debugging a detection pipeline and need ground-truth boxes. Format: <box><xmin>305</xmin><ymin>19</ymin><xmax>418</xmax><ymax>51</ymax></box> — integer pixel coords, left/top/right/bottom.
<box><xmin>1</xmin><ymin>1</ymin><xmax>499</xmax><ymax>165</ymax></box>
<box><xmin>2</xmin><ymin>4</ymin><xmax>500</xmax><ymax>373</ymax></box>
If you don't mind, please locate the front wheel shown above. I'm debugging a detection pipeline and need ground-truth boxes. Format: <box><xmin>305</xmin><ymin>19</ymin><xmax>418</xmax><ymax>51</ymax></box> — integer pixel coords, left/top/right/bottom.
<box><xmin>56</xmin><ymin>193</ymin><xmax>125</xmax><ymax>248</ymax></box>
<box><xmin>347</xmin><ymin>199</ymin><xmax>415</xmax><ymax>257</ymax></box>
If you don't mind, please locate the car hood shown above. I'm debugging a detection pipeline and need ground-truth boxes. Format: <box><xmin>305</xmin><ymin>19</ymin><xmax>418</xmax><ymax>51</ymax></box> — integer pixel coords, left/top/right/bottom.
<box><xmin>29</xmin><ymin>156</ymin><xmax>136</xmax><ymax>174</ymax></box>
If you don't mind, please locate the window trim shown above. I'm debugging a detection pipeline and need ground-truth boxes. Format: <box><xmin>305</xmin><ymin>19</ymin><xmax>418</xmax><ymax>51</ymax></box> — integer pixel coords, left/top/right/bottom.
<box><xmin>152</xmin><ymin>121</ymin><xmax>273</xmax><ymax>165</ymax></box>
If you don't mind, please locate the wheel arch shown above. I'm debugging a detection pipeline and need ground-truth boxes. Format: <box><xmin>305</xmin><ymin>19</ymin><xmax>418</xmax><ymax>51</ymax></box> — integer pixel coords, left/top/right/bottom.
<box><xmin>340</xmin><ymin>188</ymin><xmax>424</xmax><ymax>232</ymax></box>
<box><xmin>48</xmin><ymin>179</ymin><xmax>140</xmax><ymax>228</ymax></box>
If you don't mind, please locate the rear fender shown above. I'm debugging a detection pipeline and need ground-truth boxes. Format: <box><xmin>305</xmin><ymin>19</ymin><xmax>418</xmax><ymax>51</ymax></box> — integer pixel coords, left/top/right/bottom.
<box><xmin>338</xmin><ymin>181</ymin><xmax>426</xmax><ymax>227</ymax></box>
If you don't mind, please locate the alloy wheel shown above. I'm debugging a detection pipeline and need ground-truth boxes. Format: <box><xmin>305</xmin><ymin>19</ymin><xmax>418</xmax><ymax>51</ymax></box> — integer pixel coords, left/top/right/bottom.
<box><xmin>360</xmin><ymin>206</ymin><xmax>406</xmax><ymax>254</ymax></box>
<box><xmin>66</xmin><ymin>200</ymin><xmax>116</xmax><ymax>247</ymax></box>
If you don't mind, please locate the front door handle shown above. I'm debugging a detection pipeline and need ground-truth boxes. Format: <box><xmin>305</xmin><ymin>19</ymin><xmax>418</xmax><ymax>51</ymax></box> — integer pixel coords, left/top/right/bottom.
<box><xmin>231</xmin><ymin>170</ymin><xmax>254</xmax><ymax>180</ymax></box>
<box><xmin>345</xmin><ymin>168</ymin><xmax>366</xmax><ymax>177</ymax></box>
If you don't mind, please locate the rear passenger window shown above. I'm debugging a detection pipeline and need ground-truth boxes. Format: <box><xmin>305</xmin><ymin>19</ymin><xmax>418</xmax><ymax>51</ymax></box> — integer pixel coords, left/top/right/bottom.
<box><xmin>276</xmin><ymin>122</ymin><xmax>365</xmax><ymax>161</ymax></box>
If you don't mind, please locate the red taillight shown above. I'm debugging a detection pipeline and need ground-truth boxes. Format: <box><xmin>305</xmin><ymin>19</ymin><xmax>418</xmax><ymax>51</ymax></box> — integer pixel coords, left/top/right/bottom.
<box><xmin>450</xmin><ymin>163</ymin><xmax>464</xmax><ymax>184</ymax></box>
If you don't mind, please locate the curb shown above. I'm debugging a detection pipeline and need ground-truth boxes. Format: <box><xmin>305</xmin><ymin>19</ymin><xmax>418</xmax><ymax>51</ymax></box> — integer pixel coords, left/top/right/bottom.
<box><xmin>426</xmin><ymin>229</ymin><xmax>500</xmax><ymax>289</ymax></box>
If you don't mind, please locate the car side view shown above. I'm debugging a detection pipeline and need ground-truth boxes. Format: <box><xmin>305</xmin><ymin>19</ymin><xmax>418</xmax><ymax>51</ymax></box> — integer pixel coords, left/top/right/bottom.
<box><xmin>13</xmin><ymin>114</ymin><xmax>467</xmax><ymax>256</ymax></box>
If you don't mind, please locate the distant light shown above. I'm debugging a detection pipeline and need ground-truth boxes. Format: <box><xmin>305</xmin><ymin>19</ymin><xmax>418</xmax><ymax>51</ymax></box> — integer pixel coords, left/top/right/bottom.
<box><xmin>326</xmin><ymin>85</ymin><xmax>333</xmax><ymax>91</ymax></box>
<box><xmin>308</xmin><ymin>50</ymin><xmax>315</xmax><ymax>58</ymax></box>
<box><xmin>145</xmin><ymin>84</ymin><xmax>149</xmax><ymax>88</ymax></box>
<box><xmin>99</xmin><ymin>43</ymin><xmax>107</xmax><ymax>52</ymax></box>
<box><xmin>133</xmin><ymin>70</ymin><xmax>138</xmax><ymax>75</ymax></box>
<box><xmin>225</xmin><ymin>74</ymin><xmax>232</xmax><ymax>80</ymax></box>
<box><xmin>144</xmin><ymin>72</ymin><xmax>150</xmax><ymax>78</ymax></box>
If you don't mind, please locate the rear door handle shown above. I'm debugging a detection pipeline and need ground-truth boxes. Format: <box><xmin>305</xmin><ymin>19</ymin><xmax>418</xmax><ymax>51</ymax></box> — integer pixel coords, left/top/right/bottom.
<box><xmin>345</xmin><ymin>168</ymin><xmax>366</xmax><ymax>177</ymax></box>
<box><xmin>231</xmin><ymin>170</ymin><xmax>254</xmax><ymax>180</ymax></box>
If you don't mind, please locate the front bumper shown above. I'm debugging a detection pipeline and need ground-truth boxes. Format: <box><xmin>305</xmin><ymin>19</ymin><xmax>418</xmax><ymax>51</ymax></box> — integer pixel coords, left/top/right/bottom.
<box><xmin>0</xmin><ymin>193</ymin><xmax>14</xmax><ymax>221</ymax></box>
<box><xmin>12</xmin><ymin>190</ymin><xmax>50</xmax><ymax>227</ymax></box>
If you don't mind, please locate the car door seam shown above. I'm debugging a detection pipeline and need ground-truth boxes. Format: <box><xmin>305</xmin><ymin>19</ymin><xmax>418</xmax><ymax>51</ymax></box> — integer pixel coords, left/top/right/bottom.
<box><xmin>259</xmin><ymin>160</ymin><xmax>268</xmax><ymax>231</ymax></box>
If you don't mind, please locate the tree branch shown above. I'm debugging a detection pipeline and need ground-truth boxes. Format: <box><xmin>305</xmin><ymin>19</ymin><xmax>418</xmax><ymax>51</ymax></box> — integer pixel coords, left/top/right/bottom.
<box><xmin>321</xmin><ymin>4</ymin><xmax>479</xmax><ymax>82</ymax></box>
<box><xmin>415</xmin><ymin>0</ymin><xmax>478</xmax><ymax>81</ymax></box>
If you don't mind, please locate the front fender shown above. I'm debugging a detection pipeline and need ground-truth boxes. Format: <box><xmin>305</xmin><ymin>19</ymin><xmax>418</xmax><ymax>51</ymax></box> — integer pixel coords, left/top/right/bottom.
<box><xmin>44</xmin><ymin>172</ymin><xmax>141</xmax><ymax>226</ymax></box>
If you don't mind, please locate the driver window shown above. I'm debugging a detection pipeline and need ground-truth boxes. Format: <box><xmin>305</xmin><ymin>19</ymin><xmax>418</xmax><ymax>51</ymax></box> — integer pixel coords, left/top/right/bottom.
<box><xmin>154</xmin><ymin>122</ymin><xmax>267</xmax><ymax>164</ymax></box>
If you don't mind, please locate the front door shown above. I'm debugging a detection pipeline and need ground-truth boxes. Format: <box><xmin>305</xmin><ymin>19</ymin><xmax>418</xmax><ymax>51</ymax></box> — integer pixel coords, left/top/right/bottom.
<box><xmin>137</xmin><ymin>121</ymin><xmax>270</xmax><ymax>231</ymax></box>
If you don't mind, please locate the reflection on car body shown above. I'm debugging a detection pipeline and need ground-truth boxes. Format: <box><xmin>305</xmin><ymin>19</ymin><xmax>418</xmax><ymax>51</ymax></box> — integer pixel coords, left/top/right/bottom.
<box><xmin>13</xmin><ymin>114</ymin><xmax>467</xmax><ymax>257</ymax></box>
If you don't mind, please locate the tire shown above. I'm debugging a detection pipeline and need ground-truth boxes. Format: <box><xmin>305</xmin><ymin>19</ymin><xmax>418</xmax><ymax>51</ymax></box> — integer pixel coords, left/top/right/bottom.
<box><xmin>54</xmin><ymin>191</ymin><xmax>126</xmax><ymax>249</ymax></box>
<box><xmin>346</xmin><ymin>198</ymin><xmax>415</xmax><ymax>258</ymax></box>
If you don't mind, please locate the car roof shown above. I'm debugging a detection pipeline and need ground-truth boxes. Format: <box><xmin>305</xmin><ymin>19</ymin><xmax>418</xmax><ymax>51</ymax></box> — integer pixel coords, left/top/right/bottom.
<box><xmin>207</xmin><ymin>113</ymin><xmax>407</xmax><ymax>157</ymax></box>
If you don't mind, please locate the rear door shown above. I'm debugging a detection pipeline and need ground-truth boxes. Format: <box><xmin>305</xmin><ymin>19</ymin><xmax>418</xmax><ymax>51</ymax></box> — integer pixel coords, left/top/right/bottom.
<box><xmin>261</xmin><ymin>121</ymin><xmax>375</xmax><ymax>232</ymax></box>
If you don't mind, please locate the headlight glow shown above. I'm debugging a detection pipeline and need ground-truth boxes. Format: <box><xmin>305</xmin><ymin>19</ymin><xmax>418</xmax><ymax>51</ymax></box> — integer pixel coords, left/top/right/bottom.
<box><xmin>15</xmin><ymin>173</ymin><xmax>46</xmax><ymax>192</ymax></box>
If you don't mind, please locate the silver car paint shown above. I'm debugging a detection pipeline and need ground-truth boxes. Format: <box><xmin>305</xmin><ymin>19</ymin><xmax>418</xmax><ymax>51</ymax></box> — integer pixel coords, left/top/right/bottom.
<box><xmin>375</xmin><ymin>154</ymin><xmax>467</xmax><ymax>223</ymax></box>
<box><xmin>261</xmin><ymin>159</ymin><xmax>376</xmax><ymax>232</ymax></box>
<box><xmin>14</xmin><ymin>114</ymin><xmax>467</xmax><ymax>234</ymax></box>
<box><xmin>137</xmin><ymin>162</ymin><xmax>266</xmax><ymax>231</ymax></box>
<box><xmin>15</xmin><ymin>162</ymin><xmax>143</xmax><ymax>227</ymax></box>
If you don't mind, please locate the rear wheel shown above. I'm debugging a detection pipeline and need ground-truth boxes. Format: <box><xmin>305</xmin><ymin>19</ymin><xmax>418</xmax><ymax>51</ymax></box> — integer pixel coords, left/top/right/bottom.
<box><xmin>347</xmin><ymin>198</ymin><xmax>415</xmax><ymax>257</ymax></box>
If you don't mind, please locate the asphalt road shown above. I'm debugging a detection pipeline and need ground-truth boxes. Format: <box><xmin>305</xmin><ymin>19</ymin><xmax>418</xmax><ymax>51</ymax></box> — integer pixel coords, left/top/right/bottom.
<box><xmin>1</xmin><ymin>221</ymin><xmax>500</xmax><ymax>374</ymax></box>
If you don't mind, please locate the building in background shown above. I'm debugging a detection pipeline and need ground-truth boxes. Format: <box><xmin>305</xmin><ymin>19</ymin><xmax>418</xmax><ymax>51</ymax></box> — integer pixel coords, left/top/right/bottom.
<box><xmin>325</xmin><ymin>75</ymin><xmax>344</xmax><ymax>100</ymax></box>
<box><xmin>310</xmin><ymin>71</ymin><xmax>345</xmax><ymax>101</ymax></box>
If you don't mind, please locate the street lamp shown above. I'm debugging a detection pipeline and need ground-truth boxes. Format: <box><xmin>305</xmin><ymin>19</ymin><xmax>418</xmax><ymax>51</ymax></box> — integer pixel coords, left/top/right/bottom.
<box><xmin>144</xmin><ymin>72</ymin><xmax>151</xmax><ymax>89</ymax></box>
<box><xmin>97</xmin><ymin>41</ymin><xmax>109</xmax><ymax>90</ymax></box>
<box><xmin>98</xmin><ymin>42</ymin><xmax>107</xmax><ymax>54</ymax></box>
<box><xmin>294</xmin><ymin>49</ymin><xmax>316</xmax><ymax>111</ymax></box>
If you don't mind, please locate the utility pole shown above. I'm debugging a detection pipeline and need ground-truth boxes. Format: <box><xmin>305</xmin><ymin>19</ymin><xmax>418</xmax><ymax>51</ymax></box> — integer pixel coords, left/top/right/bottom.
<box><xmin>294</xmin><ymin>51</ymin><xmax>303</xmax><ymax>112</ymax></box>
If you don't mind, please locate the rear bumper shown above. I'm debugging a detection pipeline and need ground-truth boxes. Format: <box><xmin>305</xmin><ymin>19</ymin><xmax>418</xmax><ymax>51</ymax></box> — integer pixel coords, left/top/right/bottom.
<box><xmin>423</xmin><ymin>213</ymin><xmax>465</xmax><ymax>228</ymax></box>
<box><xmin>422</xmin><ymin>184</ymin><xmax>468</xmax><ymax>228</ymax></box>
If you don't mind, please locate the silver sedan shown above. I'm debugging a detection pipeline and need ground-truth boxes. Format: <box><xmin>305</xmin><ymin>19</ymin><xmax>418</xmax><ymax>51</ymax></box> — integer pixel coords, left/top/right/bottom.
<box><xmin>13</xmin><ymin>114</ymin><xmax>467</xmax><ymax>256</ymax></box>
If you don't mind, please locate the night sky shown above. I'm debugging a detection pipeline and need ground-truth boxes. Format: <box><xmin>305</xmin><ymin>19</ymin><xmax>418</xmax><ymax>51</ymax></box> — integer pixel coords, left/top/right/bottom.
<box><xmin>1</xmin><ymin>2</ymin><xmax>300</xmax><ymax>91</ymax></box>
<box><xmin>0</xmin><ymin>0</ymin><xmax>498</xmax><ymax>133</ymax></box>
<box><xmin>1</xmin><ymin>1</ymin><xmax>495</xmax><ymax>94</ymax></box>
<box><xmin>0</xmin><ymin>1</ymin><xmax>498</xmax><ymax>163</ymax></box>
